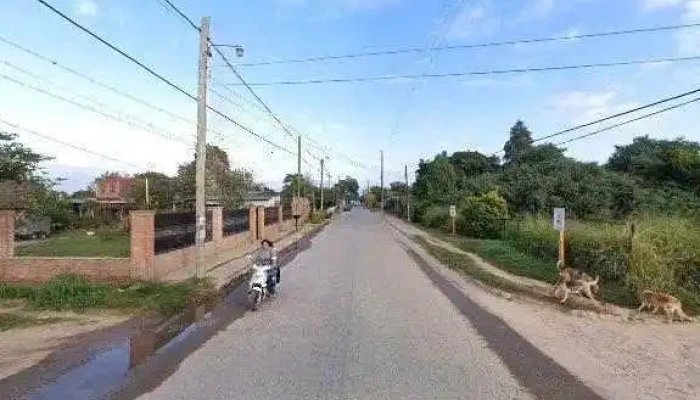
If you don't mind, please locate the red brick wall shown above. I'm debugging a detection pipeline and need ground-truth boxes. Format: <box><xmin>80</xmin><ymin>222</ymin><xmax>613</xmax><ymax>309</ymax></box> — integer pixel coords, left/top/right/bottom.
<box><xmin>130</xmin><ymin>210</ymin><xmax>155</xmax><ymax>280</ymax></box>
<box><xmin>0</xmin><ymin>210</ymin><xmax>15</xmax><ymax>258</ymax></box>
<box><xmin>0</xmin><ymin>257</ymin><xmax>132</xmax><ymax>284</ymax></box>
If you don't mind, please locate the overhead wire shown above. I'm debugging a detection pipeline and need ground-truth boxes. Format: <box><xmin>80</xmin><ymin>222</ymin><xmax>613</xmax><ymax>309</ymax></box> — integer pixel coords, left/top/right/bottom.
<box><xmin>236</xmin><ymin>22</ymin><xmax>700</xmax><ymax>67</ymax></box>
<box><xmin>145</xmin><ymin>0</ymin><xmax>373</xmax><ymax>170</ymax></box>
<box><xmin>226</xmin><ymin>54</ymin><xmax>700</xmax><ymax>86</ymax></box>
<box><xmin>0</xmin><ymin>72</ymin><xmax>192</xmax><ymax>144</ymax></box>
<box><xmin>0</xmin><ymin>60</ymin><xmax>193</xmax><ymax>142</ymax></box>
<box><xmin>526</xmin><ymin>86</ymin><xmax>700</xmax><ymax>146</ymax></box>
<box><xmin>31</xmin><ymin>0</ymin><xmax>298</xmax><ymax>156</ymax></box>
<box><xmin>0</xmin><ymin>116</ymin><xmax>145</xmax><ymax>169</ymax></box>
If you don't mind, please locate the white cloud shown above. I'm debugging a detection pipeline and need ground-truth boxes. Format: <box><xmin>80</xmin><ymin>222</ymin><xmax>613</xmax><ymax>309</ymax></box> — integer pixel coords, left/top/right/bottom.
<box><xmin>74</xmin><ymin>0</ymin><xmax>98</xmax><ymax>17</ymax></box>
<box><xmin>461</xmin><ymin>75</ymin><xmax>533</xmax><ymax>89</ymax></box>
<box><xmin>676</xmin><ymin>1</ymin><xmax>700</xmax><ymax>55</ymax></box>
<box><xmin>274</xmin><ymin>0</ymin><xmax>400</xmax><ymax>11</ymax></box>
<box><xmin>641</xmin><ymin>0</ymin><xmax>684</xmax><ymax>11</ymax></box>
<box><xmin>446</xmin><ymin>2</ymin><xmax>501</xmax><ymax>39</ymax></box>
<box><xmin>549</xmin><ymin>89</ymin><xmax>640</xmax><ymax>126</ymax></box>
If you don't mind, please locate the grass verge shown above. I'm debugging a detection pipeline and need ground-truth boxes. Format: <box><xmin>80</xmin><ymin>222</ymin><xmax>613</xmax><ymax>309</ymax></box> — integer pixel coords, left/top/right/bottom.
<box><xmin>0</xmin><ymin>275</ymin><xmax>217</xmax><ymax>316</ymax></box>
<box><xmin>0</xmin><ymin>313</ymin><xmax>65</xmax><ymax>332</ymax></box>
<box><xmin>16</xmin><ymin>229</ymin><xmax>130</xmax><ymax>258</ymax></box>
<box><xmin>412</xmin><ymin>236</ymin><xmax>549</xmax><ymax>300</ymax></box>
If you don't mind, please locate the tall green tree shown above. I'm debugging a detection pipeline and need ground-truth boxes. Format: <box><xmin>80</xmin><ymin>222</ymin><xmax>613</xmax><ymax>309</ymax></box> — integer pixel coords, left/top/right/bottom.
<box><xmin>0</xmin><ymin>132</ymin><xmax>49</xmax><ymax>181</ymax></box>
<box><xmin>413</xmin><ymin>152</ymin><xmax>457</xmax><ymax>204</ymax></box>
<box><xmin>503</xmin><ymin>120</ymin><xmax>533</xmax><ymax>165</ymax></box>
<box><xmin>130</xmin><ymin>172</ymin><xmax>175</xmax><ymax>210</ymax></box>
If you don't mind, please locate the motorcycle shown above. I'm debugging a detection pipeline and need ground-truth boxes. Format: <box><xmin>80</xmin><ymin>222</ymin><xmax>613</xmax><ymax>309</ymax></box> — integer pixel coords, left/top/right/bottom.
<box><xmin>246</xmin><ymin>255</ymin><xmax>277</xmax><ymax>311</ymax></box>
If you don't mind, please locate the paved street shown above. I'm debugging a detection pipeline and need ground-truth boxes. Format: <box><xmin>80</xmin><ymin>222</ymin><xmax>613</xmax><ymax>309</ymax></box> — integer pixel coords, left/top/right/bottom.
<box><xmin>138</xmin><ymin>209</ymin><xmax>534</xmax><ymax>400</ymax></box>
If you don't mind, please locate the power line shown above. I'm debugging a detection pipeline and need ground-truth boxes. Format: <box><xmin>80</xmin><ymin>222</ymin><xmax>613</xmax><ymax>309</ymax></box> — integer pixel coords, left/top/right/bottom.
<box><xmin>149</xmin><ymin>0</ymin><xmax>301</xmax><ymax>143</ymax></box>
<box><xmin>32</xmin><ymin>0</ymin><xmax>298</xmax><ymax>157</ymax></box>
<box><xmin>237</xmin><ymin>22</ymin><xmax>700</xmax><ymax>67</ymax></box>
<box><xmin>0</xmin><ymin>116</ymin><xmax>144</xmax><ymax>169</ymax></box>
<box><xmin>0</xmin><ymin>72</ymin><xmax>192</xmax><ymax>144</ymax></box>
<box><xmin>32</xmin><ymin>0</ymin><xmax>197</xmax><ymax>101</ymax></box>
<box><xmin>0</xmin><ymin>35</ymin><xmax>192</xmax><ymax>126</ymax></box>
<box><xmin>226</xmin><ymin>54</ymin><xmax>700</xmax><ymax>86</ymax></box>
<box><xmin>150</xmin><ymin>0</ymin><xmax>371</xmax><ymax>170</ymax></box>
<box><xmin>1</xmin><ymin>60</ymin><xmax>193</xmax><ymax>143</ymax></box>
<box><xmin>530</xmin><ymin>86</ymin><xmax>700</xmax><ymax>145</ymax></box>
<box><xmin>553</xmin><ymin>96</ymin><xmax>700</xmax><ymax>146</ymax></box>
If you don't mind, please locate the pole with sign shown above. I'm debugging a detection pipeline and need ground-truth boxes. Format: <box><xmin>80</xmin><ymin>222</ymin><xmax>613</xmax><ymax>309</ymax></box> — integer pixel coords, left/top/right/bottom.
<box><xmin>553</xmin><ymin>207</ymin><xmax>566</xmax><ymax>265</ymax></box>
<box><xmin>449</xmin><ymin>205</ymin><xmax>457</xmax><ymax>236</ymax></box>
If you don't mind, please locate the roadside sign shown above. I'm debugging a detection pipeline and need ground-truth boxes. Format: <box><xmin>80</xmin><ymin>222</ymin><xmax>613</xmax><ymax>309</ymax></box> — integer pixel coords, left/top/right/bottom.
<box><xmin>449</xmin><ymin>205</ymin><xmax>456</xmax><ymax>218</ymax></box>
<box><xmin>553</xmin><ymin>208</ymin><xmax>565</xmax><ymax>231</ymax></box>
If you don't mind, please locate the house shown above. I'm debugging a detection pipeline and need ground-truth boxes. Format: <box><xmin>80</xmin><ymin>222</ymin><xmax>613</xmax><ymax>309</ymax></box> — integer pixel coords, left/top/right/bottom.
<box><xmin>244</xmin><ymin>191</ymin><xmax>281</xmax><ymax>208</ymax></box>
<box><xmin>96</xmin><ymin>176</ymin><xmax>136</xmax><ymax>201</ymax></box>
<box><xmin>70</xmin><ymin>176</ymin><xmax>136</xmax><ymax>220</ymax></box>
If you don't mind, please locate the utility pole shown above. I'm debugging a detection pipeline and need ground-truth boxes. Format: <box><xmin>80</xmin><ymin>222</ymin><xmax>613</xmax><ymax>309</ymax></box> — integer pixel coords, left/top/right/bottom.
<box><xmin>380</xmin><ymin>150</ymin><xmax>384</xmax><ymax>212</ymax></box>
<box><xmin>297</xmin><ymin>135</ymin><xmax>301</xmax><ymax>197</ymax></box>
<box><xmin>405</xmin><ymin>164</ymin><xmax>410</xmax><ymax>222</ymax></box>
<box><xmin>320</xmin><ymin>158</ymin><xmax>325</xmax><ymax>212</ymax></box>
<box><xmin>195</xmin><ymin>16</ymin><xmax>210</xmax><ymax>278</ymax></box>
<box><xmin>145</xmin><ymin>177</ymin><xmax>150</xmax><ymax>209</ymax></box>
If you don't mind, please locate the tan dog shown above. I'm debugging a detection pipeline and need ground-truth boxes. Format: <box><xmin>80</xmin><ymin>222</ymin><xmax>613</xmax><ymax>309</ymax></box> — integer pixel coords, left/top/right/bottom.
<box><xmin>553</xmin><ymin>260</ymin><xmax>600</xmax><ymax>304</ymax></box>
<box><xmin>638</xmin><ymin>290</ymin><xmax>693</xmax><ymax>322</ymax></box>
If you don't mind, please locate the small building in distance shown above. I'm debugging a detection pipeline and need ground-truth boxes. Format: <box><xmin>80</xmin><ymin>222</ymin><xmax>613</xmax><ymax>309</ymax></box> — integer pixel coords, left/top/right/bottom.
<box><xmin>245</xmin><ymin>191</ymin><xmax>281</xmax><ymax>208</ymax></box>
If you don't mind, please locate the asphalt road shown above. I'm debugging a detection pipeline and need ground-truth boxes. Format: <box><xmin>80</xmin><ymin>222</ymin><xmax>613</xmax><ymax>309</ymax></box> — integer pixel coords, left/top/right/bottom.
<box><xmin>138</xmin><ymin>210</ymin><xmax>535</xmax><ymax>400</ymax></box>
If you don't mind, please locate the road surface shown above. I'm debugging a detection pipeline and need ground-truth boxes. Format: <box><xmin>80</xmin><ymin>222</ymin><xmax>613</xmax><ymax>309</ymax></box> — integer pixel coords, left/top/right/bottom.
<box><xmin>137</xmin><ymin>210</ymin><xmax>591</xmax><ymax>400</ymax></box>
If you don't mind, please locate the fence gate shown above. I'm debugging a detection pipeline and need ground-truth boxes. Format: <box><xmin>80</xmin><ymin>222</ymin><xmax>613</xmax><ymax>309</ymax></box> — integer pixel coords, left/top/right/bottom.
<box><xmin>255</xmin><ymin>207</ymin><xmax>261</xmax><ymax>240</ymax></box>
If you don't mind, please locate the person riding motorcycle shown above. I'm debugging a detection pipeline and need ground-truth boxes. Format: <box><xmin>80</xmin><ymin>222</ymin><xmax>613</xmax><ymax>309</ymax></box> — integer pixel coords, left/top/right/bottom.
<box><xmin>253</xmin><ymin>239</ymin><xmax>280</xmax><ymax>294</ymax></box>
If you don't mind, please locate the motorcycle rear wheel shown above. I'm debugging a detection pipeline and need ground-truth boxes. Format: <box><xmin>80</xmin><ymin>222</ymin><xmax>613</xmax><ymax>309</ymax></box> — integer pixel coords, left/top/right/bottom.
<box><xmin>248</xmin><ymin>290</ymin><xmax>261</xmax><ymax>311</ymax></box>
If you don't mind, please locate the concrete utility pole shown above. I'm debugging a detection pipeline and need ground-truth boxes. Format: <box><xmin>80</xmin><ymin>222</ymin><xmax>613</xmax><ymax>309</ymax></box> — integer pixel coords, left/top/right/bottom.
<box><xmin>195</xmin><ymin>16</ymin><xmax>210</xmax><ymax>278</ymax></box>
<box><xmin>405</xmin><ymin>164</ymin><xmax>410</xmax><ymax>222</ymax></box>
<box><xmin>297</xmin><ymin>136</ymin><xmax>301</xmax><ymax>197</ymax></box>
<box><xmin>145</xmin><ymin>177</ymin><xmax>150</xmax><ymax>209</ymax></box>
<box><xmin>380</xmin><ymin>150</ymin><xmax>384</xmax><ymax>212</ymax></box>
<box><xmin>320</xmin><ymin>158</ymin><xmax>325</xmax><ymax>211</ymax></box>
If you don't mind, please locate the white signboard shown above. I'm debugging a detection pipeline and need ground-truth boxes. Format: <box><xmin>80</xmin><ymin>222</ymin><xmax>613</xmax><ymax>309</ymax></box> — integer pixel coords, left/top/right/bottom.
<box><xmin>449</xmin><ymin>205</ymin><xmax>457</xmax><ymax>218</ymax></box>
<box><xmin>553</xmin><ymin>208</ymin><xmax>566</xmax><ymax>231</ymax></box>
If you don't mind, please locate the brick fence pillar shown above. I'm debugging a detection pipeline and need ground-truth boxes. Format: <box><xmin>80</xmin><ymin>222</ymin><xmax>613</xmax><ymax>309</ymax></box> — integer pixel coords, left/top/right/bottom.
<box><xmin>278</xmin><ymin>205</ymin><xmax>283</xmax><ymax>225</ymax></box>
<box><xmin>210</xmin><ymin>206</ymin><xmax>223</xmax><ymax>243</ymax></box>
<box><xmin>248</xmin><ymin>206</ymin><xmax>257</xmax><ymax>241</ymax></box>
<box><xmin>257</xmin><ymin>206</ymin><xmax>266</xmax><ymax>241</ymax></box>
<box><xmin>130</xmin><ymin>210</ymin><xmax>155</xmax><ymax>280</ymax></box>
<box><xmin>0</xmin><ymin>210</ymin><xmax>15</xmax><ymax>258</ymax></box>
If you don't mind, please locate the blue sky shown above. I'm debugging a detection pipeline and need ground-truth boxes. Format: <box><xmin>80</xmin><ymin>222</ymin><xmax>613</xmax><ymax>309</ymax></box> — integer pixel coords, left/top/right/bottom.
<box><xmin>1</xmin><ymin>0</ymin><xmax>699</xmax><ymax>192</ymax></box>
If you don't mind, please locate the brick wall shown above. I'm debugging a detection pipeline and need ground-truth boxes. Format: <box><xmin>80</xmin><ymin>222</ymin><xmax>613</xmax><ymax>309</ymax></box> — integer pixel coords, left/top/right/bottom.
<box><xmin>0</xmin><ymin>205</ymin><xmax>304</xmax><ymax>284</ymax></box>
<box><xmin>0</xmin><ymin>258</ymin><xmax>132</xmax><ymax>284</ymax></box>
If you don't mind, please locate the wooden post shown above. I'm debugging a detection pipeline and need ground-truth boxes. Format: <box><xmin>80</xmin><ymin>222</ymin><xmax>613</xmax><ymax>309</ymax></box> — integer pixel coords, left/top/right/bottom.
<box><xmin>559</xmin><ymin>230</ymin><xmax>565</xmax><ymax>265</ymax></box>
<box><xmin>451</xmin><ymin>217</ymin><xmax>456</xmax><ymax>236</ymax></box>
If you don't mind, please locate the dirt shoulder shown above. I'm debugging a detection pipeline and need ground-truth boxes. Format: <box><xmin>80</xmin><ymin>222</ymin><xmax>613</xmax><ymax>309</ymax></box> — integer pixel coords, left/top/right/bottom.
<box><xmin>389</xmin><ymin>219</ymin><xmax>700</xmax><ymax>400</ymax></box>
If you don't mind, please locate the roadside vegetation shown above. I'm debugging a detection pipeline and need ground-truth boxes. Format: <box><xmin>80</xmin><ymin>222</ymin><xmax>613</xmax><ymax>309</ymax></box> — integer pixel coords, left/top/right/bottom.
<box><xmin>0</xmin><ymin>274</ymin><xmax>217</xmax><ymax>318</ymax></box>
<box><xmin>16</xmin><ymin>228</ymin><xmax>130</xmax><ymax>258</ymax></box>
<box><xmin>375</xmin><ymin>120</ymin><xmax>700</xmax><ymax>314</ymax></box>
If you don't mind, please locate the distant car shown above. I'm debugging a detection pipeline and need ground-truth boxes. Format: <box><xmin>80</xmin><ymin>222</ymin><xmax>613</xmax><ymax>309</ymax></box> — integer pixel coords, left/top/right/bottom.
<box><xmin>343</xmin><ymin>204</ymin><xmax>352</xmax><ymax>212</ymax></box>
<box><xmin>15</xmin><ymin>215</ymin><xmax>51</xmax><ymax>240</ymax></box>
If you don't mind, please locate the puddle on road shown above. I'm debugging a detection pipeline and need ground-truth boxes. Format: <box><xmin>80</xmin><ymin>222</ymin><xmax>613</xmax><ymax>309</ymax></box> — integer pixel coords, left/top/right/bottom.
<box><xmin>0</xmin><ymin>227</ymin><xmax>322</xmax><ymax>400</ymax></box>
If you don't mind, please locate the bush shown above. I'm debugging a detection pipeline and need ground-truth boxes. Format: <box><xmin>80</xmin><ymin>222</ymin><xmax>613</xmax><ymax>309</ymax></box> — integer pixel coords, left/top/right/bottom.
<box><xmin>421</xmin><ymin>205</ymin><xmax>450</xmax><ymax>230</ymax></box>
<box><xmin>504</xmin><ymin>215</ymin><xmax>700</xmax><ymax>312</ymax></box>
<box><xmin>310</xmin><ymin>210</ymin><xmax>325</xmax><ymax>224</ymax></box>
<box><xmin>29</xmin><ymin>274</ymin><xmax>107</xmax><ymax>310</ymax></box>
<box><xmin>456</xmin><ymin>190</ymin><xmax>508</xmax><ymax>238</ymax></box>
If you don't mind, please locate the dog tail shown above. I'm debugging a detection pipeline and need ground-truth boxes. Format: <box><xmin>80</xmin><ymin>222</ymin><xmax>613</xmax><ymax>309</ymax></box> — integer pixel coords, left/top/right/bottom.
<box><xmin>557</xmin><ymin>260</ymin><xmax>565</xmax><ymax>270</ymax></box>
<box><xmin>593</xmin><ymin>275</ymin><xmax>599</xmax><ymax>284</ymax></box>
<box><xmin>642</xmin><ymin>289</ymin><xmax>654</xmax><ymax>296</ymax></box>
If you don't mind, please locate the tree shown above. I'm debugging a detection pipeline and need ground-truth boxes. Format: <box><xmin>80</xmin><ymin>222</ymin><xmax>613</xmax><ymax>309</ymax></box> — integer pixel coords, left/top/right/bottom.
<box><xmin>503</xmin><ymin>120</ymin><xmax>533</xmax><ymax>165</ymax></box>
<box><xmin>131</xmin><ymin>172</ymin><xmax>175</xmax><ymax>210</ymax></box>
<box><xmin>413</xmin><ymin>152</ymin><xmax>457</xmax><ymax>204</ymax></box>
<box><xmin>336</xmin><ymin>177</ymin><xmax>360</xmax><ymax>200</ymax></box>
<box><xmin>0</xmin><ymin>132</ymin><xmax>50</xmax><ymax>181</ymax></box>
<box><xmin>519</xmin><ymin>144</ymin><xmax>566</xmax><ymax>164</ymax></box>
<box><xmin>175</xmin><ymin>145</ymin><xmax>253</xmax><ymax>208</ymax></box>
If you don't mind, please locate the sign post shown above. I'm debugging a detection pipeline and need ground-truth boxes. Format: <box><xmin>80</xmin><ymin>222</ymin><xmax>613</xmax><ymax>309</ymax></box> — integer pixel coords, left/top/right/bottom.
<box><xmin>449</xmin><ymin>205</ymin><xmax>456</xmax><ymax>236</ymax></box>
<box><xmin>553</xmin><ymin>207</ymin><xmax>566</xmax><ymax>265</ymax></box>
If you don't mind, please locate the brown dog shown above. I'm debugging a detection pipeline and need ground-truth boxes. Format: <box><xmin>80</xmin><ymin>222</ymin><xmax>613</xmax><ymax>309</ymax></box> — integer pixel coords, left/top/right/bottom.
<box><xmin>553</xmin><ymin>260</ymin><xmax>600</xmax><ymax>304</ymax></box>
<box><xmin>638</xmin><ymin>290</ymin><xmax>693</xmax><ymax>322</ymax></box>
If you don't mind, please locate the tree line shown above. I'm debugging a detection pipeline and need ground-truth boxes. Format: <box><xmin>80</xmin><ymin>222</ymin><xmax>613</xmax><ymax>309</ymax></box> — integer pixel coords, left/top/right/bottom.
<box><xmin>380</xmin><ymin>120</ymin><xmax>700</xmax><ymax>231</ymax></box>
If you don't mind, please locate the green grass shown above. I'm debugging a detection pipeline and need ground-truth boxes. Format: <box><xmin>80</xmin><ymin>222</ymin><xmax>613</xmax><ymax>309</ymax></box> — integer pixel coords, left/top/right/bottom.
<box><xmin>0</xmin><ymin>275</ymin><xmax>217</xmax><ymax>316</ymax></box>
<box><xmin>0</xmin><ymin>313</ymin><xmax>64</xmax><ymax>332</ymax></box>
<box><xmin>412</xmin><ymin>236</ymin><xmax>548</xmax><ymax>299</ymax></box>
<box><xmin>16</xmin><ymin>229</ymin><xmax>130</xmax><ymax>258</ymax></box>
<box><xmin>418</xmin><ymin>232</ymin><xmax>640</xmax><ymax>308</ymax></box>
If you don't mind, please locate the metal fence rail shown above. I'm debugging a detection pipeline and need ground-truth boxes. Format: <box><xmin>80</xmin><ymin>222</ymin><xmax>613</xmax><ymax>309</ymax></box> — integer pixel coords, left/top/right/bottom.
<box><xmin>154</xmin><ymin>210</ymin><xmax>212</xmax><ymax>255</ymax></box>
<box><xmin>223</xmin><ymin>208</ymin><xmax>249</xmax><ymax>237</ymax></box>
<box><xmin>264</xmin><ymin>206</ymin><xmax>279</xmax><ymax>226</ymax></box>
